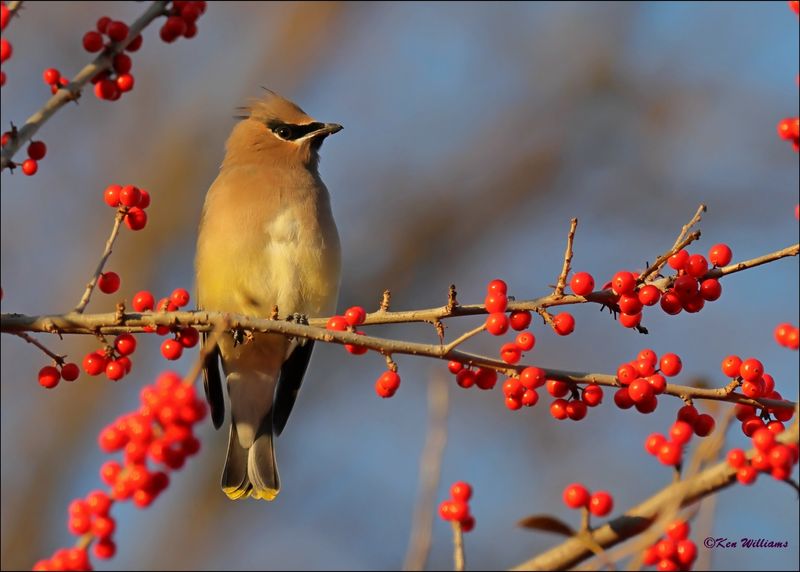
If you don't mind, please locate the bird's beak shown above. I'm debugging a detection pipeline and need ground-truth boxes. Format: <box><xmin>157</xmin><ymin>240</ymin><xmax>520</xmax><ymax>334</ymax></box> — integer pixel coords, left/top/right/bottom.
<box><xmin>313</xmin><ymin>123</ymin><xmax>343</xmax><ymax>137</ymax></box>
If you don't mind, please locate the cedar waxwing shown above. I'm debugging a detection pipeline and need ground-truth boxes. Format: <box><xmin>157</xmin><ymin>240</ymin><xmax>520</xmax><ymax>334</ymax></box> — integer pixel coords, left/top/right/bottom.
<box><xmin>195</xmin><ymin>91</ymin><xmax>342</xmax><ymax>501</ymax></box>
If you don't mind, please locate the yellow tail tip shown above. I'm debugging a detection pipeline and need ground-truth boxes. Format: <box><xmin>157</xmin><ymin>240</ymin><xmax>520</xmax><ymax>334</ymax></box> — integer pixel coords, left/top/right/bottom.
<box><xmin>222</xmin><ymin>486</ymin><xmax>251</xmax><ymax>501</ymax></box>
<box><xmin>249</xmin><ymin>488</ymin><xmax>279</xmax><ymax>501</ymax></box>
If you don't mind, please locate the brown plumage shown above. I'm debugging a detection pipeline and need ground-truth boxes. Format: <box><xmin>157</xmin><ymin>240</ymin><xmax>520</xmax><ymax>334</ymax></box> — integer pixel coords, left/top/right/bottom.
<box><xmin>196</xmin><ymin>91</ymin><xmax>342</xmax><ymax>500</ymax></box>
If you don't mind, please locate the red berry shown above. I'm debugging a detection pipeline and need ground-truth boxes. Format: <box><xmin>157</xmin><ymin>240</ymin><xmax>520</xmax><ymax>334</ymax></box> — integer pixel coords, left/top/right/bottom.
<box><xmin>519</xmin><ymin>366</ymin><xmax>546</xmax><ymax>389</ymax></box>
<box><xmin>344</xmin><ymin>306</ymin><xmax>367</xmax><ymax>326</ymax></box>
<box><xmin>619</xmin><ymin>312</ymin><xmax>642</xmax><ymax>329</ymax></box>
<box><xmin>676</xmin><ymin>404</ymin><xmax>698</xmax><ymax>424</ymax></box>
<box><xmin>485</xmin><ymin>312</ymin><xmax>509</xmax><ymax>335</ymax></box>
<box><xmin>668</xmin><ymin>249</ymin><xmax>689</xmax><ymax>271</ymax></box>
<box><xmin>565</xmin><ymin>400</ymin><xmax>587</xmax><ymax>420</ymax></box>
<box><xmin>27</xmin><ymin>141</ymin><xmax>47</xmax><ymax>160</ymax></box>
<box><xmin>96</xmin><ymin>16</ymin><xmax>111</xmax><ymax>33</ymax></box>
<box><xmin>69</xmin><ymin>513</ymin><xmax>91</xmax><ymax>535</ymax></box>
<box><xmin>628</xmin><ymin>379</ymin><xmax>654</xmax><ymax>404</ymax></box>
<box><xmin>521</xmin><ymin>389</ymin><xmax>539</xmax><ymax>407</ymax></box>
<box><xmin>611</xmin><ymin>271</ymin><xmax>636</xmax><ymax>295</ymax></box>
<box><xmin>708</xmin><ymin>243</ymin><xmax>732</xmax><ymax>267</ymax></box>
<box><xmin>132</xmin><ymin>290</ymin><xmax>155</xmax><ymax>312</ymax></box>
<box><xmin>126</xmin><ymin>34</ymin><xmax>143</xmax><ymax>52</ymax></box>
<box><xmin>104</xmin><ymin>184</ymin><xmax>122</xmax><ymax>207</ymax></box>
<box><xmin>0</xmin><ymin>4</ymin><xmax>9</xmax><ymax>30</ymax></box>
<box><xmin>616</xmin><ymin>363</ymin><xmax>638</xmax><ymax>385</ymax></box>
<box><xmin>161</xmin><ymin>339</ymin><xmax>183</xmax><ymax>360</ymax></box>
<box><xmin>98</xmin><ymin>271</ymin><xmax>121</xmax><ymax>294</ymax></box>
<box><xmin>119</xmin><ymin>184</ymin><xmax>141</xmax><ymax>207</ymax></box>
<box><xmin>438</xmin><ymin>500</ymin><xmax>456</xmax><ymax>520</ymax></box>
<box><xmin>588</xmin><ymin>491</ymin><xmax>613</xmax><ymax>517</ymax></box>
<box><xmin>178</xmin><ymin>327</ymin><xmax>200</xmax><ymax>348</ymax></box>
<box><xmin>582</xmin><ymin>384</ymin><xmax>603</xmax><ymax>406</ymax></box>
<box><xmin>105</xmin><ymin>360</ymin><xmax>125</xmax><ymax>381</ymax></box>
<box><xmin>125</xmin><ymin>207</ymin><xmax>148</xmax><ymax>230</ymax></box>
<box><xmin>638</xmin><ymin>284</ymin><xmax>661</xmax><ymax>306</ymax></box>
<box><xmin>618</xmin><ymin>294</ymin><xmax>642</xmax><ymax>315</ymax></box>
<box><xmin>21</xmin><ymin>159</ymin><xmax>38</xmax><ymax>176</ymax></box>
<box><xmin>93</xmin><ymin>539</ymin><xmax>116</xmax><ymax>560</ymax></box>
<box><xmin>487</xmin><ymin>279</ymin><xmax>507</xmax><ymax>295</ymax></box>
<box><xmin>645</xmin><ymin>433</ymin><xmax>666</xmax><ymax>455</ymax></box>
<box><xmin>499</xmin><ymin>343</ymin><xmax>521</xmax><ymax>364</ymax></box>
<box><xmin>721</xmin><ymin>355</ymin><xmax>742</xmax><ymax>378</ymax></box>
<box><xmin>502</xmin><ymin>377</ymin><xmax>523</xmax><ymax>399</ymax></box>
<box><xmin>657</xmin><ymin>442</ymin><xmax>682</xmax><ymax>466</ymax></box>
<box><xmin>450</xmin><ymin>481</ymin><xmax>472</xmax><ymax>501</ymax></box>
<box><xmin>82</xmin><ymin>30</ymin><xmax>104</xmax><ymax>52</ymax></box>
<box><xmin>474</xmin><ymin>368</ymin><xmax>497</xmax><ymax>390</ymax></box>
<box><xmin>164</xmin><ymin>15</ymin><xmax>188</xmax><ymax>38</ymax></box>
<box><xmin>676</xmin><ymin>539</ymin><xmax>697</xmax><ymax>566</ymax></box>
<box><xmin>114</xmin><ymin>333</ymin><xmax>137</xmax><ymax>356</ymax></box>
<box><xmin>550</xmin><ymin>398</ymin><xmax>569</xmax><ymax>419</ymax></box>
<box><xmin>326</xmin><ymin>316</ymin><xmax>348</xmax><ymax>331</ymax></box>
<box><xmin>546</xmin><ymin>378</ymin><xmax>569</xmax><ymax>397</ymax></box>
<box><xmin>447</xmin><ymin>361</ymin><xmax>463</xmax><ymax>374</ymax></box>
<box><xmin>42</xmin><ymin>68</ymin><xmax>61</xmax><ymax>86</ymax></box>
<box><xmin>634</xmin><ymin>359</ymin><xmax>656</xmax><ymax>377</ymax></box>
<box><xmin>666</xmin><ymin>519</ymin><xmax>690</xmax><ymax>541</ymax></box>
<box><xmin>83</xmin><ymin>351</ymin><xmax>107</xmax><ymax>376</ymax></box>
<box><xmin>170</xmin><ymin>287</ymin><xmax>191</xmax><ymax>307</ymax></box>
<box><xmin>484</xmin><ymin>293</ymin><xmax>507</xmax><ymax>313</ymax></box>
<box><xmin>38</xmin><ymin>366</ymin><xmax>61</xmax><ymax>388</ymax></box>
<box><xmin>659</xmin><ymin>353</ymin><xmax>682</xmax><ymax>377</ymax></box>
<box><xmin>562</xmin><ymin>483</ymin><xmax>589</xmax><ymax>509</ymax></box>
<box><xmin>752</xmin><ymin>428</ymin><xmax>776</xmax><ymax>452</ymax></box>
<box><xmin>693</xmin><ymin>414</ymin><xmax>715</xmax><ymax>437</ymax></box>
<box><xmin>509</xmin><ymin>310</ymin><xmax>532</xmax><ymax>331</ymax></box>
<box><xmin>515</xmin><ymin>331</ymin><xmax>535</xmax><ymax>351</ymax></box>
<box><xmin>378</xmin><ymin>370</ymin><xmax>400</xmax><ymax>392</ymax></box>
<box><xmin>659</xmin><ymin>290</ymin><xmax>682</xmax><ymax>315</ymax></box>
<box><xmin>726</xmin><ymin>448</ymin><xmax>747</xmax><ymax>469</ymax></box>
<box><xmin>61</xmin><ymin>362</ymin><xmax>80</xmax><ymax>382</ymax></box>
<box><xmin>739</xmin><ymin>358</ymin><xmax>764</xmax><ymax>382</ymax></box>
<box><xmin>699</xmin><ymin>278</ymin><xmax>722</xmax><ymax>301</ymax></box>
<box><xmin>634</xmin><ymin>394</ymin><xmax>658</xmax><ymax>414</ymax></box>
<box><xmin>613</xmin><ymin>388</ymin><xmax>634</xmax><ymax>409</ymax></box>
<box><xmin>552</xmin><ymin>312</ymin><xmax>575</xmax><ymax>335</ymax></box>
<box><xmin>107</xmin><ymin>20</ymin><xmax>129</xmax><ymax>42</ymax></box>
<box><xmin>669</xmin><ymin>421</ymin><xmax>693</xmax><ymax>445</ymax></box>
<box><xmin>673</xmin><ymin>275</ymin><xmax>698</xmax><ymax>300</ymax></box>
<box><xmin>505</xmin><ymin>396</ymin><xmax>522</xmax><ymax>411</ymax></box>
<box><xmin>736</xmin><ymin>466</ymin><xmax>758</xmax><ymax>485</ymax></box>
<box><xmin>117</xmin><ymin>73</ymin><xmax>135</xmax><ymax>93</ymax></box>
<box><xmin>686</xmin><ymin>254</ymin><xmax>709</xmax><ymax>278</ymax></box>
<box><xmin>138</xmin><ymin>189</ymin><xmax>151</xmax><ymax>208</ymax></box>
<box><xmin>95</xmin><ymin>78</ymin><xmax>120</xmax><ymax>100</ymax></box>
<box><xmin>569</xmin><ymin>272</ymin><xmax>595</xmax><ymax>296</ymax></box>
<box><xmin>455</xmin><ymin>369</ymin><xmax>476</xmax><ymax>388</ymax></box>
<box><xmin>112</xmin><ymin>53</ymin><xmax>132</xmax><ymax>74</ymax></box>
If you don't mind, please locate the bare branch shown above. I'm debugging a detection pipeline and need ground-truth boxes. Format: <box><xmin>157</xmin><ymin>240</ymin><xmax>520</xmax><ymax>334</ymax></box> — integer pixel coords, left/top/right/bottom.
<box><xmin>639</xmin><ymin>204</ymin><xmax>706</xmax><ymax>282</ymax></box>
<box><xmin>12</xmin><ymin>332</ymin><xmax>65</xmax><ymax>365</ymax></box>
<box><xmin>554</xmin><ymin>218</ymin><xmax>578</xmax><ymax>298</ymax></box>
<box><xmin>73</xmin><ymin>209</ymin><xmax>127</xmax><ymax>314</ymax></box>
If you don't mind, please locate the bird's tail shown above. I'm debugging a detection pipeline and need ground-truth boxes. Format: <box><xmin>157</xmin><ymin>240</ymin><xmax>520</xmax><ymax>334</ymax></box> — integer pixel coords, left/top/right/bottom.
<box><xmin>221</xmin><ymin>414</ymin><xmax>280</xmax><ymax>501</ymax></box>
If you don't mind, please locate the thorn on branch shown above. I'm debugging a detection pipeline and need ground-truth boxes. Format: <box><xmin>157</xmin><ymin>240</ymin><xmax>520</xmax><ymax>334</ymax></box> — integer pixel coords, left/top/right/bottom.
<box><xmin>380</xmin><ymin>289</ymin><xmax>392</xmax><ymax>312</ymax></box>
<box><xmin>270</xmin><ymin>305</ymin><xmax>279</xmax><ymax>320</ymax></box>
<box><xmin>114</xmin><ymin>301</ymin><xmax>126</xmax><ymax>324</ymax></box>
<box><xmin>434</xmin><ymin>319</ymin><xmax>445</xmax><ymax>344</ymax></box>
<box><xmin>446</xmin><ymin>284</ymin><xmax>458</xmax><ymax>314</ymax></box>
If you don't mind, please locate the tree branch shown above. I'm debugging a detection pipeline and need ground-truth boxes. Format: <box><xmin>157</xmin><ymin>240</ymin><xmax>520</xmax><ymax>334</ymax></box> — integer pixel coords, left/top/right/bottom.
<box><xmin>73</xmin><ymin>209</ymin><xmax>127</xmax><ymax>314</ymax></box>
<box><xmin>0</xmin><ymin>1</ymin><xmax>169</xmax><ymax>171</ymax></box>
<box><xmin>554</xmin><ymin>218</ymin><xmax>578</xmax><ymax>298</ymax></box>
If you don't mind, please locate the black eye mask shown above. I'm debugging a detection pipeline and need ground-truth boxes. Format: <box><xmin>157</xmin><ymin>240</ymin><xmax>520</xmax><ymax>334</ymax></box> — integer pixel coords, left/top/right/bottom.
<box><xmin>269</xmin><ymin>122</ymin><xmax>325</xmax><ymax>141</ymax></box>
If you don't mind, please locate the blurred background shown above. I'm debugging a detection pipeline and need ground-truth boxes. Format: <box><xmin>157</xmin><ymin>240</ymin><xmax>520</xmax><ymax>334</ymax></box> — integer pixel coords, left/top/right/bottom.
<box><xmin>2</xmin><ymin>2</ymin><xmax>798</xmax><ymax>570</ymax></box>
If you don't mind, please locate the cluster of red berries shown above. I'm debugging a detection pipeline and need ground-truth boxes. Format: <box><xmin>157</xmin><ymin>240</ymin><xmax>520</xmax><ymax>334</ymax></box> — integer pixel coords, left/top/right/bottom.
<box><xmin>562</xmin><ymin>483</ymin><xmax>614</xmax><ymax>517</ymax></box>
<box><xmin>612</xmin><ymin>349</ymin><xmax>683</xmax><ymax>415</ymax></box>
<box><xmin>483</xmin><ymin>279</ymin><xmax>541</xmax><ymax>363</ymax></box>
<box><xmin>37</xmin><ymin>361</ymin><xmax>80</xmax><ymax>389</ymax></box>
<box><xmin>546</xmin><ymin>378</ymin><xmax>603</xmax><ymax>420</ymax></box>
<box><xmin>80</xmin><ymin>332</ymin><xmax>137</xmax><ymax>382</ymax></box>
<box><xmin>446</xmin><ymin>361</ymin><xmax>498</xmax><ymax>391</ymax></box>
<box><xmin>42</xmin><ymin>66</ymin><xmax>70</xmax><ymax>95</ymax></box>
<box><xmin>641</xmin><ymin>520</ymin><xmax>697</xmax><ymax>571</ymax></box>
<box><xmin>80</xmin><ymin>16</ymin><xmax>142</xmax><ymax>101</ymax></box>
<box><xmin>159</xmin><ymin>1</ymin><xmax>207</xmax><ymax>43</ymax></box>
<box><xmin>35</xmin><ymin>373</ymin><xmax>206</xmax><ymax>569</ymax></box>
<box><xmin>645</xmin><ymin>405</ymin><xmax>716</xmax><ymax>467</ymax></box>
<box><xmin>773</xmin><ymin>322</ymin><xmax>799</xmax><ymax>350</ymax></box>
<box><xmin>104</xmin><ymin>183</ymin><xmax>151</xmax><ymax>230</ymax></box>
<box><xmin>16</xmin><ymin>140</ymin><xmax>46</xmax><ymax>175</ymax></box>
<box><xmin>326</xmin><ymin>305</ymin><xmax>368</xmax><ymax>355</ymax></box>
<box><xmin>133</xmin><ymin>287</ymin><xmax>198</xmax><ymax>361</ymax></box>
<box><xmin>727</xmin><ymin>425</ymin><xmax>799</xmax><ymax>485</ymax></box>
<box><xmin>720</xmin><ymin>355</ymin><xmax>794</xmax><ymax>434</ymax></box>
<box><xmin>1</xmin><ymin>1</ymin><xmax>13</xmax><ymax>87</ymax></box>
<box><xmin>570</xmin><ymin>244</ymin><xmax>731</xmax><ymax>328</ymax></box>
<box><xmin>438</xmin><ymin>481</ymin><xmax>475</xmax><ymax>532</ymax></box>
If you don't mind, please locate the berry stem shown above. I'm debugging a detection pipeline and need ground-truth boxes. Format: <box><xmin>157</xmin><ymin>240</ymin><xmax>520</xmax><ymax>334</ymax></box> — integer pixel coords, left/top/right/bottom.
<box><xmin>450</xmin><ymin>520</ymin><xmax>465</xmax><ymax>572</ymax></box>
<box><xmin>12</xmin><ymin>332</ymin><xmax>65</xmax><ymax>365</ymax></box>
<box><xmin>73</xmin><ymin>209</ymin><xmax>127</xmax><ymax>314</ymax></box>
<box><xmin>580</xmin><ymin>507</ymin><xmax>590</xmax><ymax>533</ymax></box>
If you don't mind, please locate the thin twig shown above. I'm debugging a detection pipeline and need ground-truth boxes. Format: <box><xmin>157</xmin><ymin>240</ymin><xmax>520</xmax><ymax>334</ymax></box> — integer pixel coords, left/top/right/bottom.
<box><xmin>554</xmin><ymin>218</ymin><xmax>578</xmax><ymax>298</ymax></box>
<box><xmin>451</xmin><ymin>521</ymin><xmax>465</xmax><ymax>572</ymax></box>
<box><xmin>444</xmin><ymin>323</ymin><xmax>487</xmax><ymax>353</ymax></box>
<box><xmin>6</xmin><ymin>1</ymin><xmax>24</xmax><ymax>19</ymax></box>
<box><xmin>0</xmin><ymin>1</ymin><xmax>169</xmax><ymax>171</ymax></box>
<box><xmin>639</xmin><ymin>204</ymin><xmax>706</xmax><ymax>282</ymax></box>
<box><xmin>12</xmin><ymin>332</ymin><xmax>65</xmax><ymax>365</ymax></box>
<box><xmin>73</xmin><ymin>209</ymin><xmax>127</xmax><ymax>314</ymax></box>
<box><xmin>404</xmin><ymin>374</ymin><xmax>449</xmax><ymax>572</ymax></box>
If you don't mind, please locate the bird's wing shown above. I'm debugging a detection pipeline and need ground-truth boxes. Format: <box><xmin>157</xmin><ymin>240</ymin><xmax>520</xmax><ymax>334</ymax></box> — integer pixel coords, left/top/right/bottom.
<box><xmin>272</xmin><ymin>340</ymin><xmax>315</xmax><ymax>436</ymax></box>
<box><xmin>202</xmin><ymin>329</ymin><xmax>226</xmax><ymax>429</ymax></box>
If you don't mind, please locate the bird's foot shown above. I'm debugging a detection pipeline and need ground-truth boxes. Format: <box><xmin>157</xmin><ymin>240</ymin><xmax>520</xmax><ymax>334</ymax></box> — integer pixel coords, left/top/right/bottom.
<box><xmin>286</xmin><ymin>313</ymin><xmax>310</xmax><ymax>345</ymax></box>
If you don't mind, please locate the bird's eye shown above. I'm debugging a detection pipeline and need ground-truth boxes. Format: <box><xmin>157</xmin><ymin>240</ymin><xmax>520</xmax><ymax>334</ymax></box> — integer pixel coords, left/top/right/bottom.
<box><xmin>274</xmin><ymin>125</ymin><xmax>293</xmax><ymax>140</ymax></box>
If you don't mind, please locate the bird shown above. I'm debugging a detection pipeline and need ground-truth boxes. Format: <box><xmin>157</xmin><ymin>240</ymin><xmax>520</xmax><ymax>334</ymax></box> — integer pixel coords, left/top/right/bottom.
<box><xmin>195</xmin><ymin>90</ymin><xmax>342</xmax><ymax>501</ymax></box>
